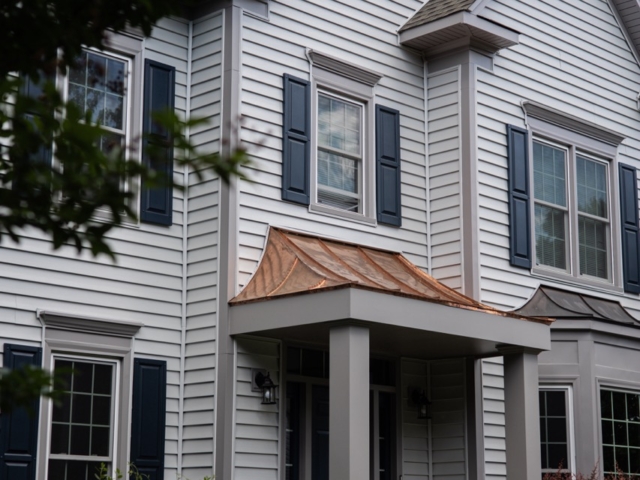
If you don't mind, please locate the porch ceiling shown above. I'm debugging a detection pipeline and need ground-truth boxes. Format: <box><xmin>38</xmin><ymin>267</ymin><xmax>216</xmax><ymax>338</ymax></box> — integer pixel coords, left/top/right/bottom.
<box><xmin>229</xmin><ymin>228</ymin><xmax>551</xmax><ymax>358</ymax></box>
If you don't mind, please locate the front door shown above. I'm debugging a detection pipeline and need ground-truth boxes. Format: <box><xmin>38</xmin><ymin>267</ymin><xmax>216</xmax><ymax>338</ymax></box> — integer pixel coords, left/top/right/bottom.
<box><xmin>311</xmin><ymin>385</ymin><xmax>329</xmax><ymax>480</ymax></box>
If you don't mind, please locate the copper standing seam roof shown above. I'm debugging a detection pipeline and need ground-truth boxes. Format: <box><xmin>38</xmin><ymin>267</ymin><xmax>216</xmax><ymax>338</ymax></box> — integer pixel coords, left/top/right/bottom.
<box><xmin>399</xmin><ymin>0</ymin><xmax>476</xmax><ymax>32</ymax></box>
<box><xmin>230</xmin><ymin>228</ymin><xmax>551</xmax><ymax>325</ymax></box>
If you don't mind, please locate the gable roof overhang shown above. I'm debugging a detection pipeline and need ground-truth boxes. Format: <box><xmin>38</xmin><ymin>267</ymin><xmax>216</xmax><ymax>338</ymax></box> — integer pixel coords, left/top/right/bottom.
<box><xmin>610</xmin><ymin>0</ymin><xmax>640</xmax><ymax>62</ymax></box>
<box><xmin>229</xmin><ymin>228</ymin><xmax>551</xmax><ymax>359</ymax></box>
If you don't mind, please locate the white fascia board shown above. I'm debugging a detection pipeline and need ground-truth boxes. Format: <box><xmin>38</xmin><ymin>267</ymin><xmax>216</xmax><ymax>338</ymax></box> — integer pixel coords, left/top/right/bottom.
<box><xmin>398</xmin><ymin>11</ymin><xmax>519</xmax><ymax>48</ymax></box>
<box><xmin>229</xmin><ymin>288</ymin><xmax>551</xmax><ymax>351</ymax></box>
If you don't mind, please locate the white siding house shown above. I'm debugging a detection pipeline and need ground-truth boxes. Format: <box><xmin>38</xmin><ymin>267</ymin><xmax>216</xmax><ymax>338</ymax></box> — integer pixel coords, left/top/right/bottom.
<box><xmin>4</xmin><ymin>1</ymin><xmax>640</xmax><ymax>480</ymax></box>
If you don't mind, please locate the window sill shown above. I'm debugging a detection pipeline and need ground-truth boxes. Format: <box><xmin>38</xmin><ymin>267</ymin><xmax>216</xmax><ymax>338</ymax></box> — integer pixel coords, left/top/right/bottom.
<box><xmin>531</xmin><ymin>267</ymin><xmax>624</xmax><ymax>297</ymax></box>
<box><xmin>309</xmin><ymin>202</ymin><xmax>376</xmax><ymax>226</ymax></box>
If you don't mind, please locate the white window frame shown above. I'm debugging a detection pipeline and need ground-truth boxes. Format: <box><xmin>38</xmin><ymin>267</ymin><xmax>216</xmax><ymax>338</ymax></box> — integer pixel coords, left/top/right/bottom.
<box><xmin>46</xmin><ymin>355</ymin><xmax>120</xmax><ymax>477</ymax></box>
<box><xmin>528</xmin><ymin>119</ymin><xmax>623</xmax><ymax>291</ymax></box>
<box><xmin>539</xmin><ymin>384</ymin><xmax>576</xmax><ymax>475</ymax></box>
<box><xmin>308</xmin><ymin>53</ymin><xmax>380</xmax><ymax>225</ymax></box>
<box><xmin>597</xmin><ymin>384</ymin><xmax>640</xmax><ymax>477</ymax></box>
<box><xmin>36</xmin><ymin>310</ymin><xmax>141</xmax><ymax>480</ymax></box>
<box><xmin>53</xmin><ymin>32</ymin><xmax>144</xmax><ymax>223</ymax></box>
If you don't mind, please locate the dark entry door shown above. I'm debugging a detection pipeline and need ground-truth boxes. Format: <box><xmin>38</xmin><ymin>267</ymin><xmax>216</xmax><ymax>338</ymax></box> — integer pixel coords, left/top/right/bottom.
<box><xmin>311</xmin><ymin>385</ymin><xmax>329</xmax><ymax>480</ymax></box>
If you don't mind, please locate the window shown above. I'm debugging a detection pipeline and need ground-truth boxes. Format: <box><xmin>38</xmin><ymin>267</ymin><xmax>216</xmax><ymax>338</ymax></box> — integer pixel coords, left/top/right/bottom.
<box><xmin>66</xmin><ymin>50</ymin><xmax>129</xmax><ymax>160</ymax></box>
<box><xmin>48</xmin><ymin>357</ymin><xmax>118</xmax><ymax>480</ymax></box>
<box><xmin>307</xmin><ymin>53</ymin><xmax>379</xmax><ymax>224</ymax></box>
<box><xmin>36</xmin><ymin>311</ymin><xmax>142</xmax><ymax>480</ymax></box>
<box><xmin>284</xmin><ymin>347</ymin><xmax>396</xmax><ymax>480</ymax></box>
<box><xmin>600</xmin><ymin>389</ymin><xmax>640</xmax><ymax>476</ymax></box>
<box><xmin>282</xmin><ymin>52</ymin><xmax>402</xmax><ymax>226</ymax></box>
<box><xmin>532</xmin><ymin>138</ymin><xmax>613</xmax><ymax>283</ymax></box>
<box><xmin>539</xmin><ymin>387</ymin><xmax>574</xmax><ymax>474</ymax></box>
<box><xmin>316</xmin><ymin>92</ymin><xmax>364</xmax><ymax>213</ymax></box>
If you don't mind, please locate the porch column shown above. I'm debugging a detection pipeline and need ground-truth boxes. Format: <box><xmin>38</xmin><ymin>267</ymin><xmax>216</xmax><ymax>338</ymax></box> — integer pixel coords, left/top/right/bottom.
<box><xmin>329</xmin><ymin>324</ymin><xmax>369</xmax><ymax>480</ymax></box>
<box><xmin>501</xmin><ymin>347</ymin><xmax>542</xmax><ymax>480</ymax></box>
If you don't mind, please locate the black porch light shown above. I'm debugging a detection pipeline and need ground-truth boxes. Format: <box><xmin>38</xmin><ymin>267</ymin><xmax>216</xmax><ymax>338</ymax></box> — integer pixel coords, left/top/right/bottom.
<box><xmin>254</xmin><ymin>370</ymin><xmax>277</xmax><ymax>405</ymax></box>
<box><xmin>410</xmin><ymin>388</ymin><xmax>431</xmax><ymax>420</ymax></box>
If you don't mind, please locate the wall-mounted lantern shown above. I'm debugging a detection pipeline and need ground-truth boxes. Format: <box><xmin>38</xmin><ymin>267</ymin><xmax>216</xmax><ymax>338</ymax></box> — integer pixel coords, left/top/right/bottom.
<box><xmin>409</xmin><ymin>387</ymin><xmax>431</xmax><ymax>420</ymax></box>
<box><xmin>251</xmin><ymin>369</ymin><xmax>278</xmax><ymax>405</ymax></box>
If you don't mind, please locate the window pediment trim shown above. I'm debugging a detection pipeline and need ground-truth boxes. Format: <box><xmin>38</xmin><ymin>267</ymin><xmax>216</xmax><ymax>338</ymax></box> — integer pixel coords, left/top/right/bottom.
<box><xmin>38</xmin><ymin>310</ymin><xmax>143</xmax><ymax>338</ymax></box>
<box><xmin>308</xmin><ymin>49</ymin><xmax>383</xmax><ymax>87</ymax></box>
<box><xmin>523</xmin><ymin>100</ymin><xmax>625</xmax><ymax>147</ymax></box>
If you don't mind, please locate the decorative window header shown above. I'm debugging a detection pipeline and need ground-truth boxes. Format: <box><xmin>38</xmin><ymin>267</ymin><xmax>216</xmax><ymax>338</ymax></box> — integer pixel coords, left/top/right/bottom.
<box><xmin>522</xmin><ymin>100</ymin><xmax>625</xmax><ymax>147</ymax></box>
<box><xmin>38</xmin><ymin>310</ymin><xmax>143</xmax><ymax>338</ymax></box>
<box><xmin>307</xmin><ymin>49</ymin><xmax>383</xmax><ymax>87</ymax></box>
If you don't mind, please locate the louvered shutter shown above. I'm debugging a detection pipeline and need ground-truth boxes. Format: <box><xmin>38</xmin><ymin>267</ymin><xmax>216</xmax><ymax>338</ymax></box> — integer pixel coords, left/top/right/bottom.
<box><xmin>507</xmin><ymin>125</ymin><xmax>532</xmax><ymax>268</ymax></box>
<box><xmin>0</xmin><ymin>344</ymin><xmax>43</xmax><ymax>480</ymax></box>
<box><xmin>619</xmin><ymin>163</ymin><xmax>640</xmax><ymax>294</ymax></box>
<box><xmin>375</xmin><ymin>105</ymin><xmax>402</xmax><ymax>226</ymax></box>
<box><xmin>141</xmin><ymin>60</ymin><xmax>175</xmax><ymax>226</ymax></box>
<box><xmin>282</xmin><ymin>74</ymin><xmax>311</xmax><ymax>205</ymax></box>
<box><xmin>130</xmin><ymin>358</ymin><xmax>167</xmax><ymax>480</ymax></box>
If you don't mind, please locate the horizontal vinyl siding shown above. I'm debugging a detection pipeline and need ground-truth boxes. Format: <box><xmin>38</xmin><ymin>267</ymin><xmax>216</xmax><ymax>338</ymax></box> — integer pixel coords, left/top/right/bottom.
<box><xmin>475</xmin><ymin>1</ymin><xmax>640</xmax><ymax>475</ymax></box>
<box><xmin>482</xmin><ymin>358</ymin><xmax>506</xmax><ymax>480</ymax></box>
<box><xmin>402</xmin><ymin>359</ymin><xmax>430</xmax><ymax>480</ymax></box>
<box><xmin>428</xmin><ymin>68</ymin><xmax>462</xmax><ymax>291</ymax></box>
<box><xmin>0</xmin><ymin>17</ymin><xmax>190</xmax><ymax>479</ymax></box>
<box><xmin>477</xmin><ymin>0</ymin><xmax>640</xmax><ymax>312</ymax></box>
<box><xmin>430</xmin><ymin>359</ymin><xmax>466</xmax><ymax>480</ymax></box>
<box><xmin>236</xmin><ymin>0</ymin><xmax>427</xmax><ymax>292</ymax></box>
<box><xmin>235</xmin><ymin>337</ymin><xmax>280</xmax><ymax>480</ymax></box>
<box><xmin>183</xmin><ymin>11</ymin><xmax>223</xmax><ymax>479</ymax></box>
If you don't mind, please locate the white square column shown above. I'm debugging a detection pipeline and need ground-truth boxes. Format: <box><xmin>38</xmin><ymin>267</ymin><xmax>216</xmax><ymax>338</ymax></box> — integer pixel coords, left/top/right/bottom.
<box><xmin>501</xmin><ymin>347</ymin><xmax>542</xmax><ymax>480</ymax></box>
<box><xmin>329</xmin><ymin>324</ymin><xmax>370</xmax><ymax>480</ymax></box>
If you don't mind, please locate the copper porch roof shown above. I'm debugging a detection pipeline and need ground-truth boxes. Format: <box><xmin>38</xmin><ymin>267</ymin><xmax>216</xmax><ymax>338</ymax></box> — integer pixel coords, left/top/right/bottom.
<box><xmin>229</xmin><ymin>228</ymin><xmax>550</xmax><ymax>325</ymax></box>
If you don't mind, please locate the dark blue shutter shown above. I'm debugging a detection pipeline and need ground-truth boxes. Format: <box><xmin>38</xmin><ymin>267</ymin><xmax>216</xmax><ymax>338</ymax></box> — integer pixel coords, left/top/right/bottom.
<box><xmin>141</xmin><ymin>60</ymin><xmax>175</xmax><ymax>226</ymax></box>
<box><xmin>376</xmin><ymin>105</ymin><xmax>402</xmax><ymax>226</ymax></box>
<box><xmin>507</xmin><ymin>125</ymin><xmax>532</xmax><ymax>268</ymax></box>
<box><xmin>130</xmin><ymin>359</ymin><xmax>167</xmax><ymax>480</ymax></box>
<box><xmin>282</xmin><ymin>74</ymin><xmax>311</xmax><ymax>205</ymax></box>
<box><xmin>0</xmin><ymin>344</ymin><xmax>42</xmax><ymax>480</ymax></box>
<box><xmin>619</xmin><ymin>164</ymin><xmax>640</xmax><ymax>294</ymax></box>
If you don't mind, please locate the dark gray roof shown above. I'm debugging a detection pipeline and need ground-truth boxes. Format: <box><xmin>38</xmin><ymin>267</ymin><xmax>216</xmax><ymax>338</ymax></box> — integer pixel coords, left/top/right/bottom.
<box><xmin>400</xmin><ymin>0</ymin><xmax>476</xmax><ymax>32</ymax></box>
<box><xmin>513</xmin><ymin>286</ymin><xmax>639</xmax><ymax>327</ymax></box>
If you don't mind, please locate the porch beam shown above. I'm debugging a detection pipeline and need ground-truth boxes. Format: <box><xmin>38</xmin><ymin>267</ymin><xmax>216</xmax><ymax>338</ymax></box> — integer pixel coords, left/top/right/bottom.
<box><xmin>329</xmin><ymin>324</ymin><xmax>370</xmax><ymax>480</ymax></box>
<box><xmin>501</xmin><ymin>347</ymin><xmax>542</xmax><ymax>480</ymax></box>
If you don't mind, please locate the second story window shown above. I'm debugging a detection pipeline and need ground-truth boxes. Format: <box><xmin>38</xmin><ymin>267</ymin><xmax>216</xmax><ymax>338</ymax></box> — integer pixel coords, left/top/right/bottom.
<box><xmin>67</xmin><ymin>51</ymin><xmax>128</xmax><ymax>157</ymax></box>
<box><xmin>317</xmin><ymin>92</ymin><xmax>363</xmax><ymax>213</ymax></box>
<box><xmin>533</xmin><ymin>139</ymin><xmax>611</xmax><ymax>282</ymax></box>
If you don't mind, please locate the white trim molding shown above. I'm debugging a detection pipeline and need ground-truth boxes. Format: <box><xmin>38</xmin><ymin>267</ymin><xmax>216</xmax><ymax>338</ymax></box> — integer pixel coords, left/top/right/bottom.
<box><xmin>522</xmin><ymin>101</ymin><xmax>625</xmax><ymax>147</ymax></box>
<box><xmin>307</xmin><ymin>50</ymin><xmax>383</xmax><ymax>87</ymax></box>
<box><xmin>38</xmin><ymin>310</ymin><xmax>143</xmax><ymax>338</ymax></box>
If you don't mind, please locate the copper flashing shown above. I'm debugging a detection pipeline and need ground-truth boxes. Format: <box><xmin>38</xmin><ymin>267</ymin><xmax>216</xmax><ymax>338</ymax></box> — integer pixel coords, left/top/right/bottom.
<box><xmin>230</xmin><ymin>227</ymin><xmax>550</xmax><ymax>325</ymax></box>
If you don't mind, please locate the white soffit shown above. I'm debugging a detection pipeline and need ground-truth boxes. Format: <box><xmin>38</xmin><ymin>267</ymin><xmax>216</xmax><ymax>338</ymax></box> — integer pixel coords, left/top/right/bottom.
<box><xmin>399</xmin><ymin>11</ymin><xmax>519</xmax><ymax>56</ymax></box>
<box><xmin>610</xmin><ymin>0</ymin><xmax>640</xmax><ymax>63</ymax></box>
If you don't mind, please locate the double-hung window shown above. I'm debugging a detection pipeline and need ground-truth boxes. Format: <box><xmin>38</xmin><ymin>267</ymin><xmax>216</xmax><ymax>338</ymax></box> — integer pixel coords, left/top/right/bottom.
<box><xmin>66</xmin><ymin>50</ymin><xmax>129</xmax><ymax>161</ymax></box>
<box><xmin>309</xmin><ymin>66</ymin><xmax>376</xmax><ymax>223</ymax></box>
<box><xmin>282</xmin><ymin>51</ymin><xmax>402</xmax><ymax>226</ymax></box>
<box><xmin>48</xmin><ymin>357</ymin><xmax>118</xmax><ymax>480</ymax></box>
<box><xmin>316</xmin><ymin>92</ymin><xmax>364</xmax><ymax>213</ymax></box>
<box><xmin>532</xmin><ymin>139</ymin><xmax>612</xmax><ymax>282</ymax></box>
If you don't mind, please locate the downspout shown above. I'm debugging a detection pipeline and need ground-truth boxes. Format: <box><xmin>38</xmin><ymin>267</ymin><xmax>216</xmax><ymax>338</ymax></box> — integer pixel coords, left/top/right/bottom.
<box><xmin>178</xmin><ymin>18</ymin><xmax>194</xmax><ymax>477</ymax></box>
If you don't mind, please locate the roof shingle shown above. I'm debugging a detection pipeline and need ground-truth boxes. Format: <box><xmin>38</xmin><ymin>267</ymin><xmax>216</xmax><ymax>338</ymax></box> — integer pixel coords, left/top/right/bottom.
<box><xmin>400</xmin><ymin>0</ymin><xmax>476</xmax><ymax>32</ymax></box>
